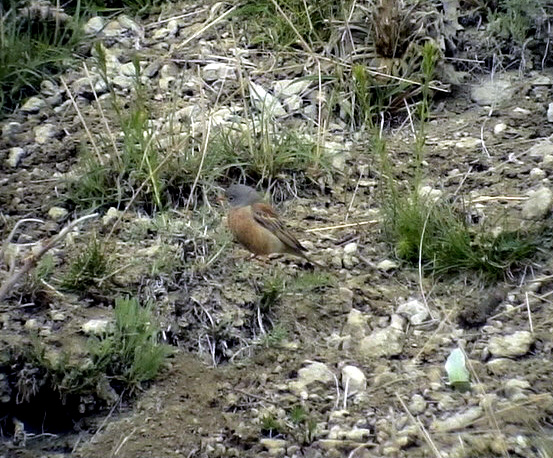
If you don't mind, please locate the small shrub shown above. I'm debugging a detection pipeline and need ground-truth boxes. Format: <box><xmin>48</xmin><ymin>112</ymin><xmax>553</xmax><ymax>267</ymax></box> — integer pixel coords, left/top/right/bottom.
<box><xmin>0</xmin><ymin>0</ymin><xmax>85</xmax><ymax>115</ymax></box>
<box><xmin>61</xmin><ymin>235</ymin><xmax>110</xmax><ymax>292</ymax></box>
<box><xmin>90</xmin><ymin>296</ymin><xmax>171</xmax><ymax>392</ymax></box>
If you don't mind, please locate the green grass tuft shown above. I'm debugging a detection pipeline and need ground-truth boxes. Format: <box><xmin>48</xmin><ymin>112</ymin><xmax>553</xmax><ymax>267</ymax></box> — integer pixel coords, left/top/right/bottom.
<box><xmin>90</xmin><ymin>296</ymin><xmax>172</xmax><ymax>392</ymax></box>
<box><xmin>0</xmin><ymin>0</ymin><xmax>86</xmax><ymax>115</ymax></box>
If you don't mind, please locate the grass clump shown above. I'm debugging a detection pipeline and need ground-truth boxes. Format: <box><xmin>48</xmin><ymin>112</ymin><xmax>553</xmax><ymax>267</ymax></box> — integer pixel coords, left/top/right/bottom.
<box><xmin>17</xmin><ymin>296</ymin><xmax>169</xmax><ymax>413</ymax></box>
<box><xmin>387</xmin><ymin>196</ymin><xmax>539</xmax><ymax>278</ymax></box>
<box><xmin>235</xmin><ymin>0</ymin><xmax>342</xmax><ymax>49</ymax></box>
<box><xmin>0</xmin><ymin>0</ymin><xmax>85</xmax><ymax>115</ymax></box>
<box><xmin>211</xmin><ymin>121</ymin><xmax>328</xmax><ymax>184</ymax></box>
<box><xmin>378</xmin><ymin>40</ymin><xmax>538</xmax><ymax>279</ymax></box>
<box><xmin>487</xmin><ymin>0</ymin><xmax>545</xmax><ymax>47</ymax></box>
<box><xmin>90</xmin><ymin>296</ymin><xmax>171</xmax><ymax>392</ymax></box>
<box><xmin>61</xmin><ymin>234</ymin><xmax>110</xmax><ymax>292</ymax></box>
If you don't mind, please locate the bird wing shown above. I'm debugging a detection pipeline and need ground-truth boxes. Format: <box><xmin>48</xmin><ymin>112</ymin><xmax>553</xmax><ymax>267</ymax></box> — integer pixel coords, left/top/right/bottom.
<box><xmin>252</xmin><ymin>202</ymin><xmax>307</xmax><ymax>253</ymax></box>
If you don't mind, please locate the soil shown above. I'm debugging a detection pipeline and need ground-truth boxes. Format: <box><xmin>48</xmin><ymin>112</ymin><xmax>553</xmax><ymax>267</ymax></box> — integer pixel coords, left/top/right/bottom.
<box><xmin>2</xmin><ymin>1</ymin><xmax>553</xmax><ymax>457</ymax></box>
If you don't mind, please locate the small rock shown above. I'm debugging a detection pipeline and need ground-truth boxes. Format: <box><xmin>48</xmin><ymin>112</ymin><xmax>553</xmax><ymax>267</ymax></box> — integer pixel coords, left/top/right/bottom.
<box><xmin>40</xmin><ymin>80</ymin><xmax>59</xmax><ymax>97</ymax></box>
<box><xmin>503</xmin><ymin>378</ymin><xmax>530</xmax><ymax>401</ymax></box>
<box><xmin>274</xmin><ymin>79</ymin><xmax>311</xmax><ymax>97</ymax></box>
<box><xmin>346</xmin><ymin>428</ymin><xmax>372</xmax><ymax>441</ymax></box>
<box><xmin>494</xmin><ymin>122</ymin><xmax>507</xmax><ymax>135</ymax></box>
<box><xmin>112</xmin><ymin>75</ymin><xmax>134</xmax><ymax>90</ymax></box>
<box><xmin>431</xmin><ymin>406</ymin><xmax>483</xmax><ymax>431</ymax></box>
<box><xmin>120</xmin><ymin>62</ymin><xmax>138</xmax><ymax>77</ymax></box>
<box><xmin>548</xmin><ymin>103</ymin><xmax>553</xmax><ymax>123</ymax></box>
<box><xmin>486</xmin><ymin>358</ymin><xmax>512</xmax><ymax>375</ymax></box>
<box><xmin>343</xmin><ymin>242</ymin><xmax>358</xmax><ymax>254</ymax></box>
<box><xmin>21</xmin><ymin>96</ymin><xmax>46</xmax><ymax>113</ymax></box>
<box><xmin>260</xmin><ymin>438</ymin><xmax>287</xmax><ymax>454</ymax></box>
<box><xmin>48</xmin><ymin>206</ymin><xmax>68</xmax><ymax>221</ymax></box>
<box><xmin>297</xmin><ymin>361</ymin><xmax>335</xmax><ymax>386</ymax></box>
<box><xmin>455</xmin><ymin>137</ymin><xmax>481</xmax><ymax>150</ymax></box>
<box><xmin>82</xmin><ymin>319</ymin><xmax>110</xmax><ymax>335</ymax></box>
<box><xmin>84</xmin><ymin>16</ymin><xmax>105</xmax><ymax>34</ymax></box>
<box><xmin>471</xmin><ymin>77</ymin><xmax>515</xmax><ymax>106</ymax></box>
<box><xmin>2</xmin><ymin>121</ymin><xmax>22</xmax><ymax>136</ymax></box>
<box><xmin>343</xmin><ymin>309</ymin><xmax>369</xmax><ymax>339</ymax></box>
<box><xmin>51</xmin><ymin>312</ymin><xmax>65</xmax><ymax>321</ymax></box>
<box><xmin>419</xmin><ymin>185</ymin><xmax>443</xmax><ymax>202</ymax></box>
<box><xmin>488</xmin><ymin>331</ymin><xmax>534</xmax><ymax>357</ymax></box>
<box><xmin>512</xmin><ymin>107</ymin><xmax>532</xmax><ymax>117</ymax></box>
<box><xmin>397</xmin><ymin>298</ymin><xmax>429</xmax><ymax>325</ymax></box>
<box><xmin>522</xmin><ymin>186</ymin><xmax>553</xmax><ymax>219</ymax></box>
<box><xmin>283</xmin><ymin>94</ymin><xmax>302</xmax><ymax>111</ymax></box>
<box><xmin>341</xmin><ymin>365</ymin><xmax>366</xmax><ymax>395</ymax></box>
<box><xmin>377</xmin><ymin>260</ymin><xmax>398</xmax><ymax>271</ymax></box>
<box><xmin>358</xmin><ymin>320</ymin><xmax>405</xmax><ymax>357</ymax></box>
<box><xmin>543</xmin><ymin>154</ymin><xmax>553</xmax><ymax>167</ymax></box>
<box><xmin>34</xmin><ymin>124</ymin><xmax>58</xmax><ymax>144</ymax></box>
<box><xmin>6</xmin><ymin>147</ymin><xmax>26</xmax><ymax>167</ymax></box>
<box><xmin>526</xmin><ymin>141</ymin><xmax>553</xmax><ymax>160</ymax></box>
<box><xmin>102</xmin><ymin>207</ymin><xmax>120</xmax><ymax>225</ymax></box>
<box><xmin>408</xmin><ymin>394</ymin><xmax>426</xmax><ymax>415</ymax></box>
<box><xmin>25</xmin><ymin>319</ymin><xmax>39</xmax><ymax>331</ymax></box>
<box><xmin>529</xmin><ymin>167</ymin><xmax>546</xmax><ymax>179</ymax></box>
<box><xmin>117</xmin><ymin>15</ymin><xmax>142</xmax><ymax>35</ymax></box>
<box><xmin>249</xmin><ymin>81</ymin><xmax>286</xmax><ymax>117</ymax></box>
<box><xmin>202</xmin><ymin>62</ymin><xmax>236</xmax><ymax>82</ymax></box>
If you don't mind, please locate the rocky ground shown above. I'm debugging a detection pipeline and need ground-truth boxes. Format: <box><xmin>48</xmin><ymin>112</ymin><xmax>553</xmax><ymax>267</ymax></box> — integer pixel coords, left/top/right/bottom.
<box><xmin>2</xmin><ymin>1</ymin><xmax>553</xmax><ymax>457</ymax></box>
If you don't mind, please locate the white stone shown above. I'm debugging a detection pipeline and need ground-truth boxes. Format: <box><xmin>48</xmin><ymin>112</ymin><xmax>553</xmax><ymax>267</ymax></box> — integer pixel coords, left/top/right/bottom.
<box><xmin>548</xmin><ymin>103</ymin><xmax>553</xmax><ymax>123</ymax></box>
<box><xmin>419</xmin><ymin>185</ymin><xmax>443</xmax><ymax>202</ymax></box>
<box><xmin>297</xmin><ymin>361</ymin><xmax>335</xmax><ymax>386</ymax></box>
<box><xmin>283</xmin><ymin>94</ymin><xmax>302</xmax><ymax>111</ymax></box>
<box><xmin>6</xmin><ymin>147</ymin><xmax>26</xmax><ymax>167</ymax></box>
<box><xmin>341</xmin><ymin>365</ymin><xmax>366</xmax><ymax>394</ymax></box>
<box><xmin>34</xmin><ymin>124</ymin><xmax>58</xmax><ymax>144</ymax></box>
<box><xmin>455</xmin><ymin>137</ymin><xmax>481</xmax><ymax>150</ymax></box>
<box><xmin>409</xmin><ymin>394</ymin><xmax>426</xmax><ymax>415</ymax></box>
<box><xmin>120</xmin><ymin>62</ymin><xmax>138</xmax><ymax>77</ymax></box>
<box><xmin>494</xmin><ymin>122</ymin><xmax>507</xmax><ymax>134</ymax></box>
<box><xmin>274</xmin><ymin>79</ymin><xmax>311</xmax><ymax>97</ymax></box>
<box><xmin>249</xmin><ymin>81</ymin><xmax>286</xmax><ymax>117</ymax></box>
<box><xmin>343</xmin><ymin>309</ymin><xmax>369</xmax><ymax>339</ymax></box>
<box><xmin>529</xmin><ymin>167</ymin><xmax>546</xmax><ymax>179</ymax></box>
<box><xmin>471</xmin><ymin>77</ymin><xmax>515</xmax><ymax>106</ymax></box>
<box><xmin>376</xmin><ymin>260</ymin><xmax>399</xmax><ymax>271</ymax></box>
<box><xmin>102</xmin><ymin>207</ymin><xmax>120</xmax><ymax>225</ymax></box>
<box><xmin>343</xmin><ymin>242</ymin><xmax>358</xmax><ymax>254</ymax></box>
<box><xmin>488</xmin><ymin>331</ymin><xmax>534</xmax><ymax>357</ymax></box>
<box><xmin>84</xmin><ymin>16</ymin><xmax>105</xmax><ymax>34</ymax></box>
<box><xmin>397</xmin><ymin>298</ymin><xmax>429</xmax><ymax>325</ymax></box>
<box><xmin>431</xmin><ymin>406</ymin><xmax>483</xmax><ymax>431</ymax></box>
<box><xmin>25</xmin><ymin>319</ymin><xmax>39</xmax><ymax>331</ymax></box>
<box><xmin>82</xmin><ymin>319</ymin><xmax>110</xmax><ymax>335</ymax></box>
<box><xmin>21</xmin><ymin>96</ymin><xmax>46</xmax><ymax>113</ymax></box>
<box><xmin>2</xmin><ymin>121</ymin><xmax>22</xmax><ymax>136</ymax></box>
<box><xmin>48</xmin><ymin>206</ymin><xmax>68</xmax><ymax>221</ymax></box>
<box><xmin>522</xmin><ymin>186</ymin><xmax>553</xmax><ymax>219</ymax></box>
<box><xmin>358</xmin><ymin>325</ymin><xmax>404</xmax><ymax>357</ymax></box>
<box><xmin>527</xmin><ymin>141</ymin><xmax>553</xmax><ymax>160</ymax></box>
<box><xmin>202</xmin><ymin>63</ymin><xmax>236</xmax><ymax>82</ymax></box>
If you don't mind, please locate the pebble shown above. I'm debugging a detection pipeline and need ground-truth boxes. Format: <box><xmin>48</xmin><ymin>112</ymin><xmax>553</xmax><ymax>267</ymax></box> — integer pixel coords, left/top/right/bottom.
<box><xmin>521</xmin><ymin>186</ymin><xmax>552</xmax><ymax>219</ymax></box>
<box><xmin>6</xmin><ymin>147</ymin><xmax>26</xmax><ymax>168</ymax></box>
<box><xmin>488</xmin><ymin>331</ymin><xmax>534</xmax><ymax>357</ymax></box>
<box><xmin>341</xmin><ymin>365</ymin><xmax>366</xmax><ymax>395</ymax></box>
<box><xmin>48</xmin><ymin>206</ymin><xmax>69</xmax><ymax>221</ymax></box>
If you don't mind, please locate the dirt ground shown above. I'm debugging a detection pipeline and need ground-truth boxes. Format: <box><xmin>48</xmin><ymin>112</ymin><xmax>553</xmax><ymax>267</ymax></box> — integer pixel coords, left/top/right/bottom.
<box><xmin>2</xmin><ymin>1</ymin><xmax>553</xmax><ymax>457</ymax></box>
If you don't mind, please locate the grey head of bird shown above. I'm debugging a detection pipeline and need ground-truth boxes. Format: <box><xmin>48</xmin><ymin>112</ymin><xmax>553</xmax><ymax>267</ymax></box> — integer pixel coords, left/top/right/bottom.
<box><xmin>225</xmin><ymin>184</ymin><xmax>262</xmax><ymax>207</ymax></box>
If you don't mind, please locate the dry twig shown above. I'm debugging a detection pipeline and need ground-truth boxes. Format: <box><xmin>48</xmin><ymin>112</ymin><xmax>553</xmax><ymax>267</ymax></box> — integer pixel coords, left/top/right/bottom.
<box><xmin>0</xmin><ymin>213</ymin><xmax>98</xmax><ymax>302</ymax></box>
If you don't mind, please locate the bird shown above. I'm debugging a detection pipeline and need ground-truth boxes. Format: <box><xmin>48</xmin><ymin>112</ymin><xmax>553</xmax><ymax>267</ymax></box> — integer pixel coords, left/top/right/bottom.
<box><xmin>225</xmin><ymin>184</ymin><xmax>321</xmax><ymax>267</ymax></box>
